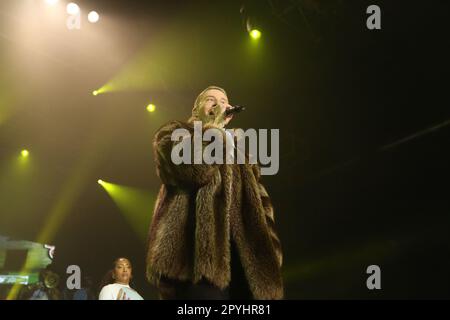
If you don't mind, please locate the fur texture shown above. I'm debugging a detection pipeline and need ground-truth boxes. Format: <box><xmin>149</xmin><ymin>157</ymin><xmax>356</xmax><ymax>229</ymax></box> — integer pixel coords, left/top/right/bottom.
<box><xmin>146</xmin><ymin>120</ymin><xmax>283</xmax><ymax>299</ymax></box>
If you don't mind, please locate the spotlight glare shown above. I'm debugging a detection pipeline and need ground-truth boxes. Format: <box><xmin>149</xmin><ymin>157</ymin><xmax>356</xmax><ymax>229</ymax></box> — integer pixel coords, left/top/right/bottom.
<box><xmin>250</xmin><ymin>29</ymin><xmax>261</xmax><ymax>40</ymax></box>
<box><xmin>45</xmin><ymin>0</ymin><xmax>59</xmax><ymax>5</ymax></box>
<box><xmin>66</xmin><ymin>2</ymin><xmax>80</xmax><ymax>15</ymax></box>
<box><xmin>146</xmin><ymin>104</ymin><xmax>156</xmax><ymax>113</ymax></box>
<box><xmin>21</xmin><ymin>150</ymin><xmax>29</xmax><ymax>158</ymax></box>
<box><xmin>98</xmin><ymin>179</ymin><xmax>104</xmax><ymax>185</ymax></box>
<box><xmin>93</xmin><ymin>90</ymin><xmax>99</xmax><ymax>96</ymax></box>
<box><xmin>88</xmin><ymin>11</ymin><xmax>100</xmax><ymax>23</ymax></box>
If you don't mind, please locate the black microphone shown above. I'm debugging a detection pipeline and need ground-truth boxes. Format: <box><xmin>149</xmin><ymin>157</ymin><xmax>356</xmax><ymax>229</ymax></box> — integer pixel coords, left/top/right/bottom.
<box><xmin>225</xmin><ymin>105</ymin><xmax>246</xmax><ymax>116</ymax></box>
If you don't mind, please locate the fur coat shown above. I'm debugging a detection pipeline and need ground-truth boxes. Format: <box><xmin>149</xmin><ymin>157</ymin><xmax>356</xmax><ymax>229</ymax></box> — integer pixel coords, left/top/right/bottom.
<box><xmin>146</xmin><ymin>120</ymin><xmax>283</xmax><ymax>299</ymax></box>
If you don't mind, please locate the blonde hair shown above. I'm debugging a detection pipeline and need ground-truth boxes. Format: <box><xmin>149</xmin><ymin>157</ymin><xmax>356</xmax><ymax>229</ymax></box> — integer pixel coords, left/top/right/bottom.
<box><xmin>188</xmin><ymin>86</ymin><xmax>227</xmax><ymax>123</ymax></box>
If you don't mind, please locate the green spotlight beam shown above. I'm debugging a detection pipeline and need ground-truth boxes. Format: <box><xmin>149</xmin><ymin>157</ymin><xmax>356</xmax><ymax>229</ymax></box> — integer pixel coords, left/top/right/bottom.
<box><xmin>0</xmin><ymin>152</ymin><xmax>34</xmax><ymax>224</ymax></box>
<box><xmin>99</xmin><ymin>181</ymin><xmax>155</xmax><ymax>242</ymax></box>
<box><xmin>0</xmin><ymin>77</ymin><xmax>19</xmax><ymax>127</ymax></box>
<box><xmin>94</xmin><ymin>18</ymin><xmax>248</xmax><ymax>94</ymax></box>
<box><xmin>282</xmin><ymin>240</ymin><xmax>398</xmax><ymax>284</ymax></box>
<box><xmin>7</xmin><ymin>112</ymin><xmax>117</xmax><ymax>300</ymax></box>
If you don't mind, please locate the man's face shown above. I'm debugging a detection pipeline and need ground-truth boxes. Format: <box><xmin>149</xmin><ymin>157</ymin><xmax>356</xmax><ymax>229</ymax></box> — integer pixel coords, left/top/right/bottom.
<box><xmin>113</xmin><ymin>258</ymin><xmax>132</xmax><ymax>285</ymax></box>
<box><xmin>199</xmin><ymin>89</ymin><xmax>233</xmax><ymax>126</ymax></box>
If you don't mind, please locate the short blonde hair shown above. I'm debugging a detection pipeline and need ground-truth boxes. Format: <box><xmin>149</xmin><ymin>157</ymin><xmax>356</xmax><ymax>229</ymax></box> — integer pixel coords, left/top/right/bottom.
<box><xmin>188</xmin><ymin>86</ymin><xmax>227</xmax><ymax>123</ymax></box>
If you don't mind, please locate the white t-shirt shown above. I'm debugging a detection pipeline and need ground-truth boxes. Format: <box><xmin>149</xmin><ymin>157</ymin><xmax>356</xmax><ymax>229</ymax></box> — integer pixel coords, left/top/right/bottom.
<box><xmin>98</xmin><ymin>283</ymin><xmax>143</xmax><ymax>300</ymax></box>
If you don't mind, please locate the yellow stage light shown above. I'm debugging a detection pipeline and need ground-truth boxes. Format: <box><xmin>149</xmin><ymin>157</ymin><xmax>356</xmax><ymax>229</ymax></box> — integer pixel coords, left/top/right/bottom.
<box><xmin>250</xmin><ymin>29</ymin><xmax>261</xmax><ymax>40</ymax></box>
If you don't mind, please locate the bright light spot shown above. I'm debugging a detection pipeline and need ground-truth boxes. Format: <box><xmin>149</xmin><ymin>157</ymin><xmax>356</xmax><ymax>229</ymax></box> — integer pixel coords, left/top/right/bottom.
<box><xmin>250</xmin><ymin>29</ymin><xmax>261</xmax><ymax>40</ymax></box>
<box><xmin>93</xmin><ymin>90</ymin><xmax>99</xmax><ymax>96</ymax></box>
<box><xmin>45</xmin><ymin>0</ymin><xmax>59</xmax><ymax>5</ymax></box>
<box><xmin>88</xmin><ymin>11</ymin><xmax>100</xmax><ymax>23</ymax></box>
<box><xmin>21</xmin><ymin>150</ymin><xmax>29</xmax><ymax>158</ymax></box>
<box><xmin>146</xmin><ymin>104</ymin><xmax>156</xmax><ymax>113</ymax></box>
<box><xmin>66</xmin><ymin>2</ymin><xmax>80</xmax><ymax>15</ymax></box>
<box><xmin>98</xmin><ymin>179</ymin><xmax>104</xmax><ymax>185</ymax></box>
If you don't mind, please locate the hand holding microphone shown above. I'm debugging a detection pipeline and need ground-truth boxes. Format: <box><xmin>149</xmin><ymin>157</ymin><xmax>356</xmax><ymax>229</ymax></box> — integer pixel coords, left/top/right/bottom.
<box><xmin>207</xmin><ymin>104</ymin><xmax>246</xmax><ymax>129</ymax></box>
<box><xmin>224</xmin><ymin>105</ymin><xmax>246</xmax><ymax>116</ymax></box>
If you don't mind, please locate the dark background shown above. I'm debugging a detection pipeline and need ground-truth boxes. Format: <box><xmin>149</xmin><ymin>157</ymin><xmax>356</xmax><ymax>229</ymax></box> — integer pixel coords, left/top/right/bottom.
<box><xmin>0</xmin><ymin>0</ymin><xmax>449</xmax><ymax>299</ymax></box>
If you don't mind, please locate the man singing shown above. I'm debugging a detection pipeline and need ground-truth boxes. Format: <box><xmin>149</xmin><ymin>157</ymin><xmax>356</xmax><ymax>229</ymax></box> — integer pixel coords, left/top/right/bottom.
<box><xmin>146</xmin><ymin>86</ymin><xmax>283</xmax><ymax>299</ymax></box>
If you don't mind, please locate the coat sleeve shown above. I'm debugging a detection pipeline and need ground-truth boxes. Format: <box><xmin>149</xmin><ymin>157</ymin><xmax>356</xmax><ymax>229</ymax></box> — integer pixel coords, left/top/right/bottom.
<box><xmin>253</xmin><ymin>165</ymin><xmax>283</xmax><ymax>268</ymax></box>
<box><xmin>153</xmin><ymin>121</ymin><xmax>227</xmax><ymax>188</ymax></box>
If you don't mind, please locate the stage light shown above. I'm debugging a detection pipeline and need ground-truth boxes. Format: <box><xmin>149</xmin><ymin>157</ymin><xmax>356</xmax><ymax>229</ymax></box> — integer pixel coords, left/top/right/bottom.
<box><xmin>250</xmin><ymin>29</ymin><xmax>261</xmax><ymax>40</ymax></box>
<box><xmin>92</xmin><ymin>90</ymin><xmax>99</xmax><ymax>96</ymax></box>
<box><xmin>66</xmin><ymin>2</ymin><xmax>80</xmax><ymax>15</ymax></box>
<box><xmin>99</xmin><ymin>181</ymin><xmax>155</xmax><ymax>241</ymax></box>
<box><xmin>98</xmin><ymin>179</ymin><xmax>104</xmax><ymax>185</ymax></box>
<box><xmin>146</xmin><ymin>104</ymin><xmax>156</xmax><ymax>113</ymax></box>
<box><xmin>45</xmin><ymin>0</ymin><xmax>59</xmax><ymax>5</ymax></box>
<box><xmin>88</xmin><ymin>11</ymin><xmax>100</xmax><ymax>23</ymax></box>
<box><xmin>21</xmin><ymin>150</ymin><xmax>29</xmax><ymax>158</ymax></box>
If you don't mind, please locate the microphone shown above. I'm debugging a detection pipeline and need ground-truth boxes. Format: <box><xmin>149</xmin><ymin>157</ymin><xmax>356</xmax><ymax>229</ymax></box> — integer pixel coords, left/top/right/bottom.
<box><xmin>225</xmin><ymin>105</ymin><xmax>246</xmax><ymax>117</ymax></box>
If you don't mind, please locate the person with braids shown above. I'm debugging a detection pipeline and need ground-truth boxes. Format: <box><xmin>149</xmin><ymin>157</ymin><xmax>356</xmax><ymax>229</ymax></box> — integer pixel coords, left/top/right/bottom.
<box><xmin>146</xmin><ymin>86</ymin><xmax>283</xmax><ymax>300</ymax></box>
<box><xmin>99</xmin><ymin>257</ymin><xmax>143</xmax><ymax>300</ymax></box>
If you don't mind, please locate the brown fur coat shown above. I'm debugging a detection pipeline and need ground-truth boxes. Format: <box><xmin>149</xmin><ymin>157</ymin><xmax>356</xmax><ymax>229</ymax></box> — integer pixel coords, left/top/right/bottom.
<box><xmin>146</xmin><ymin>120</ymin><xmax>283</xmax><ymax>299</ymax></box>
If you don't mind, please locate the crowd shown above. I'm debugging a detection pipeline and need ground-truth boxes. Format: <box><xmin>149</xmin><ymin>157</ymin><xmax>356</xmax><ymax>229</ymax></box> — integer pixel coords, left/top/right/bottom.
<box><xmin>17</xmin><ymin>257</ymin><xmax>143</xmax><ymax>300</ymax></box>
